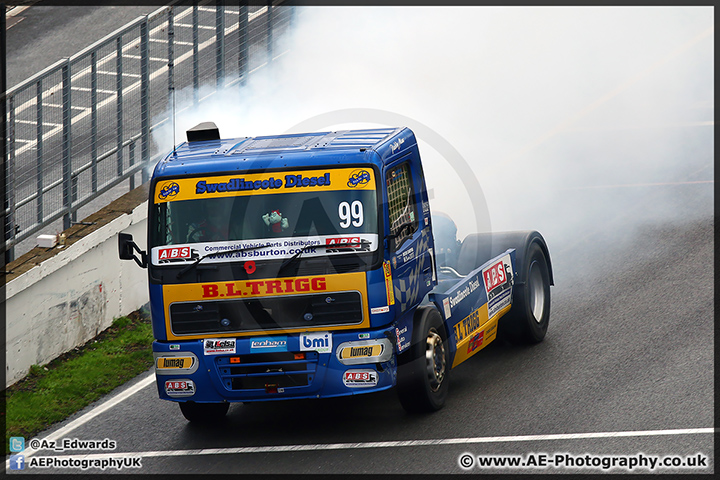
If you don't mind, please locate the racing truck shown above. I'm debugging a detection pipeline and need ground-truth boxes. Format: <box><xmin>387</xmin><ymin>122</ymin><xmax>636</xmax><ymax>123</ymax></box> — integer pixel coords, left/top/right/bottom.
<box><xmin>118</xmin><ymin>124</ymin><xmax>553</xmax><ymax>421</ymax></box>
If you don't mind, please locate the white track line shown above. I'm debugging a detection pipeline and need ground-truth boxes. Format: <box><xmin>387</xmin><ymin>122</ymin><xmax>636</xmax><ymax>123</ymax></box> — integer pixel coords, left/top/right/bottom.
<box><xmin>5</xmin><ymin>372</ymin><xmax>155</xmax><ymax>469</ymax></box>
<box><xmin>6</xmin><ymin>368</ymin><xmax>714</xmax><ymax>469</ymax></box>
<box><xmin>7</xmin><ymin>5</ymin><xmax>34</xmax><ymax>17</ymax></box>
<box><xmin>7</xmin><ymin>372</ymin><xmax>156</xmax><ymax>467</ymax></box>
<box><xmin>16</xmin><ymin>428</ymin><xmax>717</xmax><ymax>463</ymax></box>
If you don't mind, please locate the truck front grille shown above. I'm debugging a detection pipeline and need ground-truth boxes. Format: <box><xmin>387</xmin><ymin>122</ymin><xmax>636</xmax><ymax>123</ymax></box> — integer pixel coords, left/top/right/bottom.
<box><xmin>170</xmin><ymin>291</ymin><xmax>363</xmax><ymax>335</ymax></box>
<box><xmin>216</xmin><ymin>352</ymin><xmax>319</xmax><ymax>391</ymax></box>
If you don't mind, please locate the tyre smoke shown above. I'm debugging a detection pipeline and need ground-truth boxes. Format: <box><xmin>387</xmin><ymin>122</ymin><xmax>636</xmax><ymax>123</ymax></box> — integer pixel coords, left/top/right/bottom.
<box><xmin>152</xmin><ymin>6</ymin><xmax>713</xmax><ymax>252</ymax></box>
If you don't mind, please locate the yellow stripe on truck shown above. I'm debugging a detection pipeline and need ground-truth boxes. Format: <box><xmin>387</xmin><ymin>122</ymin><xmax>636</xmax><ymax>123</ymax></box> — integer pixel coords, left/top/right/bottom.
<box><xmin>154</xmin><ymin>167</ymin><xmax>376</xmax><ymax>203</ymax></box>
<box><xmin>163</xmin><ymin>272</ymin><xmax>369</xmax><ymax>340</ymax></box>
<box><xmin>450</xmin><ymin>303</ymin><xmax>509</xmax><ymax>368</ymax></box>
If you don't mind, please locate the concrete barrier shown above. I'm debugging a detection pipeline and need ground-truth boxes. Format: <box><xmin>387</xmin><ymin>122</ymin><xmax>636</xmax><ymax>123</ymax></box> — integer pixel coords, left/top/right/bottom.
<box><xmin>5</xmin><ymin>186</ymin><xmax>150</xmax><ymax>388</ymax></box>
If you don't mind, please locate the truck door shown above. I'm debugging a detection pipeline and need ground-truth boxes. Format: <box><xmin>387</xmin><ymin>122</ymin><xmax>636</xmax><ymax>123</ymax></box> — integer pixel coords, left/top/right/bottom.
<box><xmin>385</xmin><ymin>160</ymin><xmax>435</xmax><ymax>314</ymax></box>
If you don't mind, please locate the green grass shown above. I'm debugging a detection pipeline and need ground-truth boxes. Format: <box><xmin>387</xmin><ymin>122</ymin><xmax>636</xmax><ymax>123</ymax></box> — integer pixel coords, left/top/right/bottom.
<box><xmin>4</xmin><ymin>307</ymin><xmax>154</xmax><ymax>449</ymax></box>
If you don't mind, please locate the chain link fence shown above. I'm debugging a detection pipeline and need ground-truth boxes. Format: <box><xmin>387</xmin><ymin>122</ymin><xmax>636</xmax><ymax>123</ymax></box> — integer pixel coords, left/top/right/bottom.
<box><xmin>4</xmin><ymin>2</ymin><xmax>293</xmax><ymax>260</ymax></box>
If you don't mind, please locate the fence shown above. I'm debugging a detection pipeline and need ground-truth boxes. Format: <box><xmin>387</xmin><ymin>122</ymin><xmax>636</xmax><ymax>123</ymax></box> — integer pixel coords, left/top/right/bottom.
<box><xmin>3</xmin><ymin>2</ymin><xmax>293</xmax><ymax>261</ymax></box>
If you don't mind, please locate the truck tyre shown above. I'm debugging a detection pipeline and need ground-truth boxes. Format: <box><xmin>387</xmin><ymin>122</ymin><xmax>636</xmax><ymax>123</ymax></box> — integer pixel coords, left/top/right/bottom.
<box><xmin>456</xmin><ymin>233</ymin><xmax>492</xmax><ymax>275</ymax></box>
<box><xmin>500</xmin><ymin>243</ymin><xmax>551</xmax><ymax>344</ymax></box>
<box><xmin>179</xmin><ymin>401</ymin><xmax>229</xmax><ymax>423</ymax></box>
<box><xmin>397</xmin><ymin>307</ymin><xmax>450</xmax><ymax>413</ymax></box>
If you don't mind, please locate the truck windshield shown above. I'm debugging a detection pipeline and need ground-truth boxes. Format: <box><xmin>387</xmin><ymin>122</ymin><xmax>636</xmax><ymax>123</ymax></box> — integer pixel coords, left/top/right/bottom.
<box><xmin>149</xmin><ymin>168</ymin><xmax>379</xmax><ymax>266</ymax></box>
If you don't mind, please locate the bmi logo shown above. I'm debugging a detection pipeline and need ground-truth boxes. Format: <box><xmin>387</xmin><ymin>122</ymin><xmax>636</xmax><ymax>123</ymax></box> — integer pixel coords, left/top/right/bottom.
<box><xmin>300</xmin><ymin>332</ymin><xmax>332</xmax><ymax>353</ymax></box>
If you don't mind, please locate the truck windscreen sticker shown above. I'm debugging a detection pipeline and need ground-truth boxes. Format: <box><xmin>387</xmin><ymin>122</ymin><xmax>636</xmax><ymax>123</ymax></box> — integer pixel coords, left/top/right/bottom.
<box><xmin>154</xmin><ymin>168</ymin><xmax>375</xmax><ymax>204</ymax></box>
<box><xmin>151</xmin><ymin>234</ymin><xmax>378</xmax><ymax>265</ymax></box>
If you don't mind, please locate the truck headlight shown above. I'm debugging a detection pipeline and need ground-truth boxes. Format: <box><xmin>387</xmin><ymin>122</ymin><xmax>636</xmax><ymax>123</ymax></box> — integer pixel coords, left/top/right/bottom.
<box><xmin>336</xmin><ymin>338</ymin><xmax>393</xmax><ymax>365</ymax></box>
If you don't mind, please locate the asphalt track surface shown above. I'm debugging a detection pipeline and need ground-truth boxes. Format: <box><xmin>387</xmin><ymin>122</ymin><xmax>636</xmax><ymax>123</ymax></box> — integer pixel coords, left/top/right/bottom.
<box><xmin>6</xmin><ymin>5</ymin><xmax>161</xmax><ymax>89</ymax></box>
<box><xmin>8</xmin><ymin>123</ymin><xmax>714</xmax><ymax>474</ymax></box>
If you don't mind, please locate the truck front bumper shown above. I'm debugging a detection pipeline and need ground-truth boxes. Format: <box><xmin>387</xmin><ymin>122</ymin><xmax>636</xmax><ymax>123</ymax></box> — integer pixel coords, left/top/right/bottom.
<box><xmin>152</xmin><ymin>327</ymin><xmax>397</xmax><ymax>403</ymax></box>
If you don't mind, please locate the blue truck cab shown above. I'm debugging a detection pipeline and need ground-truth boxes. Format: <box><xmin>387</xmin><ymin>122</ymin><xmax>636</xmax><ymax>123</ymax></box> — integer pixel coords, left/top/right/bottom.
<box><xmin>119</xmin><ymin>124</ymin><xmax>553</xmax><ymax>420</ymax></box>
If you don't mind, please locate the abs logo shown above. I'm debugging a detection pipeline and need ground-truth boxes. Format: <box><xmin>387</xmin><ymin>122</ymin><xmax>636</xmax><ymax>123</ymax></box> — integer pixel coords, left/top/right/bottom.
<box><xmin>300</xmin><ymin>332</ymin><xmax>332</xmax><ymax>353</ymax></box>
<box><xmin>157</xmin><ymin>246</ymin><xmax>198</xmax><ymax>263</ymax></box>
<box><xmin>343</xmin><ymin>369</ymin><xmax>378</xmax><ymax>388</ymax></box>
<box><xmin>325</xmin><ymin>236</ymin><xmax>371</xmax><ymax>252</ymax></box>
<box><xmin>347</xmin><ymin>169</ymin><xmax>371</xmax><ymax>188</ymax></box>
<box><xmin>158</xmin><ymin>181</ymin><xmax>180</xmax><ymax>200</ymax></box>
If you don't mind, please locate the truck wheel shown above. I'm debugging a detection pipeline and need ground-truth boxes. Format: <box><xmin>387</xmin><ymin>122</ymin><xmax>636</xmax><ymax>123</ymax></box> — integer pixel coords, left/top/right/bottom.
<box><xmin>179</xmin><ymin>401</ymin><xmax>229</xmax><ymax>423</ymax></box>
<box><xmin>397</xmin><ymin>307</ymin><xmax>449</xmax><ymax>413</ymax></box>
<box><xmin>500</xmin><ymin>243</ymin><xmax>551</xmax><ymax>344</ymax></box>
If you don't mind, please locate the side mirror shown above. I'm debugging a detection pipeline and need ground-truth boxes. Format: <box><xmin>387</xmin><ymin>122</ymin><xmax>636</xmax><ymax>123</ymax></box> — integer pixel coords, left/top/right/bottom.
<box><xmin>118</xmin><ymin>232</ymin><xmax>147</xmax><ymax>268</ymax></box>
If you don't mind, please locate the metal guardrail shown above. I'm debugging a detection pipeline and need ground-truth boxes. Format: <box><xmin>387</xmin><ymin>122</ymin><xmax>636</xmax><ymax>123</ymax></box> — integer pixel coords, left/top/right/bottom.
<box><xmin>4</xmin><ymin>2</ymin><xmax>293</xmax><ymax>260</ymax></box>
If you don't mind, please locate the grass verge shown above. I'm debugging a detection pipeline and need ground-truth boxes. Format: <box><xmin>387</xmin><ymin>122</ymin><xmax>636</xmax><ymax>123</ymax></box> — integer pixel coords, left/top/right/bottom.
<box><xmin>4</xmin><ymin>306</ymin><xmax>154</xmax><ymax>449</ymax></box>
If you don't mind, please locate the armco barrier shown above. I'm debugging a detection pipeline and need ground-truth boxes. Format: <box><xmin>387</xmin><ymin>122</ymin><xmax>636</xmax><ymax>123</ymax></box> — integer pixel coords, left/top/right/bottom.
<box><xmin>5</xmin><ymin>185</ymin><xmax>149</xmax><ymax>388</ymax></box>
<box><xmin>4</xmin><ymin>4</ymin><xmax>293</xmax><ymax>261</ymax></box>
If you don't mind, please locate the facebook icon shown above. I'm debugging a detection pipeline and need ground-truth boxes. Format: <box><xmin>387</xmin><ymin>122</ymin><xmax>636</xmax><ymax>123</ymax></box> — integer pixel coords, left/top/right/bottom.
<box><xmin>10</xmin><ymin>454</ymin><xmax>25</xmax><ymax>470</ymax></box>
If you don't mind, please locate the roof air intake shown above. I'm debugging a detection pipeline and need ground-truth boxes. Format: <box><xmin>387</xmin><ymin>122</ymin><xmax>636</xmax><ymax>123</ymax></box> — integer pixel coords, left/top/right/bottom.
<box><xmin>187</xmin><ymin>122</ymin><xmax>220</xmax><ymax>142</ymax></box>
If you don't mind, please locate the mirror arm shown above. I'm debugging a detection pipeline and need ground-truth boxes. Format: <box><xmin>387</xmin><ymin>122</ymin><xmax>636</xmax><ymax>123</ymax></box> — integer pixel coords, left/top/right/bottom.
<box><xmin>119</xmin><ymin>233</ymin><xmax>148</xmax><ymax>269</ymax></box>
<box><xmin>132</xmin><ymin>246</ymin><xmax>148</xmax><ymax>269</ymax></box>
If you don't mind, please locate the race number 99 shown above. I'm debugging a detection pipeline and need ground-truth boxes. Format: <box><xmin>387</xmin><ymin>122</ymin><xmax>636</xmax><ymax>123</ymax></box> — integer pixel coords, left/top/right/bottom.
<box><xmin>339</xmin><ymin>201</ymin><xmax>363</xmax><ymax>228</ymax></box>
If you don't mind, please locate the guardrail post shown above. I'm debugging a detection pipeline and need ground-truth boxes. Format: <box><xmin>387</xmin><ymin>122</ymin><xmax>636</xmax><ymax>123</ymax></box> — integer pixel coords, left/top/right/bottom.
<box><xmin>71</xmin><ymin>61</ymin><xmax>78</xmax><ymax>222</ymax></box>
<box><xmin>168</xmin><ymin>7</ymin><xmax>176</xmax><ymax>151</ymax></box>
<box><xmin>36</xmin><ymin>79</ymin><xmax>43</xmax><ymax>224</ymax></box>
<box><xmin>61</xmin><ymin>59</ymin><xmax>72</xmax><ymax>230</ymax></box>
<box><xmin>116</xmin><ymin>37</ymin><xmax>124</xmax><ymax>183</ymax></box>
<box><xmin>193</xmin><ymin>3</ymin><xmax>199</xmax><ymax>105</ymax></box>
<box><xmin>168</xmin><ymin>7</ymin><xmax>174</xmax><ymax>96</ymax></box>
<box><xmin>238</xmin><ymin>3</ymin><xmax>248</xmax><ymax>87</ymax></box>
<box><xmin>267</xmin><ymin>0</ymin><xmax>273</xmax><ymax>64</ymax></box>
<box><xmin>216</xmin><ymin>1</ymin><xmax>225</xmax><ymax>89</ymax></box>
<box><xmin>289</xmin><ymin>3</ymin><xmax>297</xmax><ymax>29</ymax></box>
<box><xmin>91</xmin><ymin>50</ymin><xmax>98</xmax><ymax>193</ymax></box>
<box><xmin>129</xmin><ymin>140</ymin><xmax>136</xmax><ymax>190</ymax></box>
<box><xmin>1</xmin><ymin>5</ymin><xmax>9</xmax><ymax>263</ymax></box>
<box><xmin>140</xmin><ymin>19</ymin><xmax>150</xmax><ymax>183</ymax></box>
<box><xmin>6</xmin><ymin>95</ymin><xmax>16</xmax><ymax>261</ymax></box>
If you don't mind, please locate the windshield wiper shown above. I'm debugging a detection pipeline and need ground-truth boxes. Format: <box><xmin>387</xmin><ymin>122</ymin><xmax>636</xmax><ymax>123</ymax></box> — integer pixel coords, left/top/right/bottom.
<box><xmin>176</xmin><ymin>243</ymin><xmax>269</xmax><ymax>279</ymax></box>
<box><xmin>277</xmin><ymin>244</ymin><xmax>320</xmax><ymax>274</ymax></box>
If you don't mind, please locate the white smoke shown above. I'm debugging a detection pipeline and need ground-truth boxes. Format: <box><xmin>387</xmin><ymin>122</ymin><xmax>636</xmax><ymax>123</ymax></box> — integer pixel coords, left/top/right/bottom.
<box><xmin>152</xmin><ymin>6</ymin><xmax>713</xmax><ymax>248</ymax></box>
